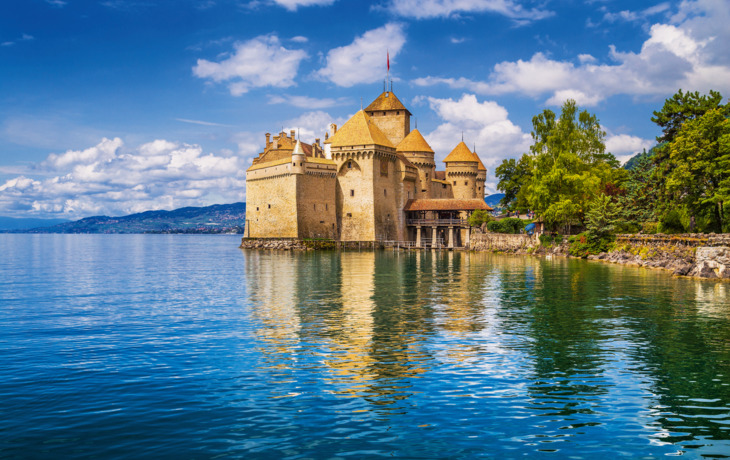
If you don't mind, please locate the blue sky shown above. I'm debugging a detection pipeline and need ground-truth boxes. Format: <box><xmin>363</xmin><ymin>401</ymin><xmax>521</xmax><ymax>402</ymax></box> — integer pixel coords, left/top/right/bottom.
<box><xmin>1</xmin><ymin>0</ymin><xmax>728</xmax><ymax>218</ymax></box>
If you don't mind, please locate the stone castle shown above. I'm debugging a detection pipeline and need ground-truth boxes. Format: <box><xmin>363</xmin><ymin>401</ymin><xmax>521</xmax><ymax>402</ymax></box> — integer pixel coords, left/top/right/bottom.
<box><xmin>244</xmin><ymin>89</ymin><xmax>491</xmax><ymax>248</ymax></box>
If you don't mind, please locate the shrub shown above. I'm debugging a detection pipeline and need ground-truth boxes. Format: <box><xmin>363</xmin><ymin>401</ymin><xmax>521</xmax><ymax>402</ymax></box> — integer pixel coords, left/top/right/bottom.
<box><xmin>659</xmin><ymin>210</ymin><xmax>684</xmax><ymax>234</ymax></box>
<box><xmin>487</xmin><ymin>217</ymin><xmax>525</xmax><ymax>234</ymax></box>
<box><xmin>468</xmin><ymin>209</ymin><xmax>492</xmax><ymax>227</ymax></box>
<box><xmin>642</xmin><ymin>222</ymin><xmax>659</xmax><ymax>234</ymax></box>
<box><xmin>568</xmin><ymin>232</ymin><xmax>614</xmax><ymax>258</ymax></box>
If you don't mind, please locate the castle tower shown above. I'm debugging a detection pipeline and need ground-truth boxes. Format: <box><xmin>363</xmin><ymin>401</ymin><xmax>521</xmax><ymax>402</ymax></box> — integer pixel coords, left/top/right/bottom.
<box><xmin>364</xmin><ymin>91</ymin><xmax>411</xmax><ymax>147</ymax></box>
<box><xmin>325</xmin><ymin>110</ymin><xmax>401</xmax><ymax>241</ymax></box>
<box><xmin>444</xmin><ymin>142</ymin><xmax>479</xmax><ymax>200</ymax></box>
<box><xmin>396</xmin><ymin>129</ymin><xmax>435</xmax><ymax>199</ymax></box>
<box><xmin>473</xmin><ymin>148</ymin><xmax>487</xmax><ymax>198</ymax></box>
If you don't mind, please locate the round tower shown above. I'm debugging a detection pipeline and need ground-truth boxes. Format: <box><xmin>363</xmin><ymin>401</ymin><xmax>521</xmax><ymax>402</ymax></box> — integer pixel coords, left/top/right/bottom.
<box><xmin>396</xmin><ymin>129</ymin><xmax>435</xmax><ymax>199</ymax></box>
<box><xmin>473</xmin><ymin>148</ymin><xmax>487</xmax><ymax>198</ymax></box>
<box><xmin>291</xmin><ymin>139</ymin><xmax>306</xmax><ymax>175</ymax></box>
<box><xmin>444</xmin><ymin>141</ymin><xmax>479</xmax><ymax>200</ymax></box>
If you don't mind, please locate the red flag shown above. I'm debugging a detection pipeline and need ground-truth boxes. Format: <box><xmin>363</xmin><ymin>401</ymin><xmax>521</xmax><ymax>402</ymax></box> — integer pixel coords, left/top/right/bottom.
<box><xmin>387</xmin><ymin>50</ymin><xmax>390</xmax><ymax>72</ymax></box>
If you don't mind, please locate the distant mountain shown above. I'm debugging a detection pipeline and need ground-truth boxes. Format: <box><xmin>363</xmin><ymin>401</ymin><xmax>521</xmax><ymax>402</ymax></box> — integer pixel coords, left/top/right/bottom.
<box><xmin>17</xmin><ymin>202</ymin><xmax>246</xmax><ymax>234</ymax></box>
<box><xmin>0</xmin><ymin>217</ymin><xmax>71</xmax><ymax>231</ymax></box>
<box><xmin>624</xmin><ymin>144</ymin><xmax>660</xmax><ymax>170</ymax></box>
<box><xmin>484</xmin><ymin>193</ymin><xmax>505</xmax><ymax>208</ymax></box>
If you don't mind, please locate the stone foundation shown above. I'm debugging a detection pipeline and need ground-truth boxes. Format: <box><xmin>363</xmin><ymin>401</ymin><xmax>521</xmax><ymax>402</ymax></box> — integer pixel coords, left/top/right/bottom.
<box><xmin>240</xmin><ymin>238</ymin><xmax>383</xmax><ymax>251</ymax></box>
<box><xmin>590</xmin><ymin>234</ymin><xmax>730</xmax><ymax>279</ymax></box>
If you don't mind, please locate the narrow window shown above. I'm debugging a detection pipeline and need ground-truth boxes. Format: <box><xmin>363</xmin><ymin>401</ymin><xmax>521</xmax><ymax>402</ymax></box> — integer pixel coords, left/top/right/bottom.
<box><xmin>326</xmin><ymin>204</ymin><xmax>328</xmax><ymax>210</ymax></box>
<box><xmin>256</xmin><ymin>207</ymin><xmax>259</xmax><ymax>211</ymax></box>
<box><xmin>464</xmin><ymin>181</ymin><xmax>468</xmax><ymax>186</ymax></box>
<box><xmin>348</xmin><ymin>161</ymin><xmax>352</xmax><ymax>168</ymax></box>
<box><xmin>268</xmin><ymin>204</ymin><xmax>271</xmax><ymax>209</ymax></box>
<box><xmin>453</xmin><ymin>181</ymin><xmax>456</xmax><ymax>185</ymax></box>
<box><xmin>350</xmin><ymin>190</ymin><xmax>354</xmax><ymax>197</ymax></box>
<box><xmin>313</xmin><ymin>204</ymin><xmax>316</xmax><ymax>210</ymax></box>
<box><xmin>384</xmin><ymin>189</ymin><xmax>387</xmax><ymax>196</ymax></box>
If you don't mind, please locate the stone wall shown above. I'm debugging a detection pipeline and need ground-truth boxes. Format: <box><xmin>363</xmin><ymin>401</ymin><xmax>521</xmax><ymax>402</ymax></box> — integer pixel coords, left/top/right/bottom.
<box><xmin>470</xmin><ymin>232</ymin><xmax>538</xmax><ymax>252</ymax></box>
<box><xmin>590</xmin><ymin>233</ymin><xmax>730</xmax><ymax>279</ymax></box>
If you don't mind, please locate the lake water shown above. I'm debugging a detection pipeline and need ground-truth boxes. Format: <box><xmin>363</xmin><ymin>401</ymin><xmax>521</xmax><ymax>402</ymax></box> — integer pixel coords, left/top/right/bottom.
<box><xmin>1</xmin><ymin>234</ymin><xmax>729</xmax><ymax>459</ymax></box>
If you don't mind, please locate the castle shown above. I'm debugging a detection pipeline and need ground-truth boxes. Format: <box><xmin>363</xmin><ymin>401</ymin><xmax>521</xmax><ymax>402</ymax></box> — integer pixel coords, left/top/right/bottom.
<box><xmin>244</xmin><ymin>89</ymin><xmax>491</xmax><ymax>248</ymax></box>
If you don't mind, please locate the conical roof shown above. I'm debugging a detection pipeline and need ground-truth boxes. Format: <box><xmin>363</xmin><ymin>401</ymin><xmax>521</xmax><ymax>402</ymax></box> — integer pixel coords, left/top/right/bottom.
<box><xmin>292</xmin><ymin>139</ymin><xmax>305</xmax><ymax>156</ymax></box>
<box><xmin>443</xmin><ymin>141</ymin><xmax>478</xmax><ymax>163</ymax></box>
<box><xmin>365</xmin><ymin>91</ymin><xmax>411</xmax><ymax>115</ymax></box>
<box><xmin>327</xmin><ymin>110</ymin><xmax>394</xmax><ymax>148</ymax></box>
<box><xmin>396</xmin><ymin>129</ymin><xmax>434</xmax><ymax>153</ymax></box>
<box><xmin>473</xmin><ymin>150</ymin><xmax>487</xmax><ymax>171</ymax></box>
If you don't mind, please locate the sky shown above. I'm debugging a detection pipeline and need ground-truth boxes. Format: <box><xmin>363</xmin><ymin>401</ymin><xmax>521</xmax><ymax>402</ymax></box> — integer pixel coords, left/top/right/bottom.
<box><xmin>1</xmin><ymin>0</ymin><xmax>729</xmax><ymax>219</ymax></box>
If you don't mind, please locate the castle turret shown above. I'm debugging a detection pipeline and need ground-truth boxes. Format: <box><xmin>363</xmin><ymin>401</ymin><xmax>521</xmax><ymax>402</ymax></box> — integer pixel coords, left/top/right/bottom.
<box><xmin>473</xmin><ymin>148</ymin><xmax>487</xmax><ymax>198</ymax></box>
<box><xmin>364</xmin><ymin>91</ymin><xmax>411</xmax><ymax>147</ymax></box>
<box><xmin>396</xmin><ymin>129</ymin><xmax>435</xmax><ymax>199</ymax></box>
<box><xmin>291</xmin><ymin>139</ymin><xmax>305</xmax><ymax>175</ymax></box>
<box><xmin>444</xmin><ymin>142</ymin><xmax>479</xmax><ymax>200</ymax></box>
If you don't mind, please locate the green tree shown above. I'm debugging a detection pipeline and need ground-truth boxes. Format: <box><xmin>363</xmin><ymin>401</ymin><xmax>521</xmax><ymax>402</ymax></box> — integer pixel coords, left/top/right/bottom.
<box><xmin>651</xmin><ymin>89</ymin><xmax>725</xmax><ymax>145</ymax></box>
<box><xmin>617</xmin><ymin>149</ymin><xmax>660</xmax><ymax>226</ymax></box>
<box><xmin>468</xmin><ymin>209</ymin><xmax>492</xmax><ymax>227</ymax></box>
<box><xmin>525</xmin><ymin>100</ymin><xmax>620</xmax><ymax>232</ymax></box>
<box><xmin>495</xmin><ymin>154</ymin><xmax>532</xmax><ymax>210</ymax></box>
<box><xmin>664</xmin><ymin>108</ymin><xmax>730</xmax><ymax>232</ymax></box>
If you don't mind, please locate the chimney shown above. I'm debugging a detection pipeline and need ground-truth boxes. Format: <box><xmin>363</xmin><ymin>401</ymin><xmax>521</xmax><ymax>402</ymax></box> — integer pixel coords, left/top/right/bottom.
<box><xmin>265</xmin><ymin>133</ymin><xmax>270</xmax><ymax>146</ymax></box>
<box><xmin>315</xmin><ymin>138</ymin><xmax>320</xmax><ymax>146</ymax></box>
<box><xmin>290</xmin><ymin>129</ymin><xmax>296</xmax><ymax>139</ymax></box>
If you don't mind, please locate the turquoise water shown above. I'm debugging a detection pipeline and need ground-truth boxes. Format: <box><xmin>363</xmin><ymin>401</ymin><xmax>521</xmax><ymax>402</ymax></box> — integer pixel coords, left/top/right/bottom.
<box><xmin>1</xmin><ymin>234</ymin><xmax>729</xmax><ymax>459</ymax></box>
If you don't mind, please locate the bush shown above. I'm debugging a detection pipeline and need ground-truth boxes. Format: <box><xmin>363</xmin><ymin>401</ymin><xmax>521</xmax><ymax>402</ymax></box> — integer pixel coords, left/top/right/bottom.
<box><xmin>468</xmin><ymin>209</ymin><xmax>492</xmax><ymax>227</ymax></box>
<box><xmin>539</xmin><ymin>233</ymin><xmax>564</xmax><ymax>246</ymax></box>
<box><xmin>642</xmin><ymin>222</ymin><xmax>659</xmax><ymax>234</ymax></box>
<box><xmin>487</xmin><ymin>217</ymin><xmax>525</xmax><ymax>234</ymax></box>
<box><xmin>568</xmin><ymin>232</ymin><xmax>614</xmax><ymax>258</ymax></box>
<box><xmin>659</xmin><ymin>210</ymin><xmax>684</xmax><ymax>234</ymax></box>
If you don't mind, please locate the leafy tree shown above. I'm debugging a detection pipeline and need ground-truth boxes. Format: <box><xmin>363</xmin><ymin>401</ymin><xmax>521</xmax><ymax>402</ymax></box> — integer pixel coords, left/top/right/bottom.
<box><xmin>585</xmin><ymin>194</ymin><xmax>619</xmax><ymax>238</ymax></box>
<box><xmin>468</xmin><ymin>209</ymin><xmax>492</xmax><ymax>227</ymax></box>
<box><xmin>663</xmin><ymin>108</ymin><xmax>730</xmax><ymax>232</ymax></box>
<box><xmin>525</xmin><ymin>100</ymin><xmax>620</xmax><ymax>232</ymax></box>
<box><xmin>495</xmin><ymin>154</ymin><xmax>532</xmax><ymax>210</ymax></box>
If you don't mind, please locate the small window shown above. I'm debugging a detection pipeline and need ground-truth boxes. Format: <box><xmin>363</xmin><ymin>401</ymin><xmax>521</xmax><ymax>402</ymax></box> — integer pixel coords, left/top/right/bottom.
<box><xmin>326</xmin><ymin>204</ymin><xmax>328</xmax><ymax>210</ymax></box>
<box><xmin>256</xmin><ymin>207</ymin><xmax>259</xmax><ymax>211</ymax></box>
<box><xmin>426</xmin><ymin>173</ymin><xmax>429</xmax><ymax>179</ymax></box>
<box><xmin>396</xmin><ymin>111</ymin><xmax>399</xmax><ymax>115</ymax></box>
<box><xmin>320</xmin><ymin>220</ymin><xmax>324</xmax><ymax>224</ymax></box>
<box><xmin>382</xmin><ymin>112</ymin><xmax>386</xmax><ymax>116</ymax></box>
<box><xmin>465</xmin><ymin>181</ymin><xmax>468</xmax><ymax>186</ymax></box>
<box><xmin>347</xmin><ymin>213</ymin><xmax>352</xmax><ymax>217</ymax></box>
<box><xmin>350</xmin><ymin>190</ymin><xmax>354</xmax><ymax>197</ymax></box>
<box><xmin>384</xmin><ymin>189</ymin><xmax>387</xmax><ymax>196</ymax></box>
<box><xmin>268</xmin><ymin>204</ymin><xmax>271</xmax><ymax>209</ymax></box>
<box><xmin>453</xmin><ymin>181</ymin><xmax>456</xmax><ymax>186</ymax></box>
<box><xmin>313</xmin><ymin>204</ymin><xmax>316</xmax><ymax>210</ymax></box>
<box><xmin>348</xmin><ymin>161</ymin><xmax>352</xmax><ymax>168</ymax></box>
<box><xmin>421</xmin><ymin>189</ymin><xmax>427</xmax><ymax>193</ymax></box>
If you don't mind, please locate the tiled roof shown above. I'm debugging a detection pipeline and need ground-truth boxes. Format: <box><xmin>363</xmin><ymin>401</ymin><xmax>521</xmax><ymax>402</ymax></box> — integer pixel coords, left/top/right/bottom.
<box><xmin>474</xmin><ymin>152</ymin><xmax>487</xmax><ymax>171</ymax></box>
<box><xmin>365</xmin><ymin>91</ymin><xmax>411</xmax><ymax>114</ymax></box>
<box><xmin>246</xmin><ymin>157</ymin><xmax>291</xmax><ymax>172</ymax></box>
<box><xmin>443</xmin><ymin>142</ymin><xmax>478</xmax><ymax>163</ymax></box>
<box><xmin>307</xmin><ymin>157</ymin><xmax>336</xmax><ymax>166</ymax></box>
<box><xmin>404</xmin><ymin>199</ymin><xmax>493</xmax><ymax>211</ymax></box>
<box><xmin>327</xmin><ymin>110</ymin><xmax>394</xmax><ymax>148</ymax></box>
<box><xmin>396</xmin><ymin>129</ymin><xmax>434</xmax><ymax>153</ymax></box>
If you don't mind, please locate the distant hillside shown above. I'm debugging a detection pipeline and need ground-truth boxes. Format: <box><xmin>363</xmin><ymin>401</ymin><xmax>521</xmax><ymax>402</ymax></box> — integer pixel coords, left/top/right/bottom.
<box><xmin>624</xmin><ymin>145</ymin><xmax>660</xmax><ymax>170</ymax></box>
<box><xmin>20</xmin><ymin>202</ymin><xmax>246</xmax><ymax>234</ymax></box>
<box><xmin>485</xmin><ymin>193</ymin><xmax>505</xmax><ymax>208</ymax></box>
<box><xmin>0</xmin><ymin>217</ymin><xmax>71</xmax><ymax>231</ymax></box>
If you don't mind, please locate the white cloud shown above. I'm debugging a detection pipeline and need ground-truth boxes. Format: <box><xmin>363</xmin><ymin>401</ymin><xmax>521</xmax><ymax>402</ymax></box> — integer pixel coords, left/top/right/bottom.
<box><xmin>283</xmin><ymin>110</ymin><xmax>347</xmax><ymax>141</ymax></box>
<box><xmin>268</xmin><ymin>94</ymin><xmax>349</xmax><ymax>109</ymax></box>
<box><xmin>0</xmin><ymin>138</ymin><xmax>247</xmax><ymax>219</ymax></box>
<box><xmin>193</xmin><ymin>35</ymin><xmax>307</xmax><ymax>96</ymax></box>
<box><xmin>423</xmin><ymin>94</ymin><xmax>531</xmax><ymax>192</ymax></box>
<box><xmin>290</xmin><ymin>36</ymin><xmax>308</xmax><ymax>43</ymax></box>
<box><xmin>605</xmin><ymin>133</ymin><xmax>654</xmax><ymax>164</ymax></box>
<box><xmin>413</xmin><ymin>1</ymin><xmax>730</xmax><ymax>105</ymax></box>
<box><xmin>382</xmin><ymin>0</ymin><xmax>553</xmax><ymax>21</ymax></box>
<box><xmin>272</xmin><ymin>0</ymin><xmax>336</xmax><ymax>11</ymax></box>
<box><xmin>316</xmin><ymin>23</ymin><xmax>406</xmax><ymax>87</ymax></box>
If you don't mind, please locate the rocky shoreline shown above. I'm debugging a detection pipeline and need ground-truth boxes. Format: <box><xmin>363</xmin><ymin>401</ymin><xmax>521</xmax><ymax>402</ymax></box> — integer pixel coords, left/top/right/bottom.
<box><xmin>589</xmin><ymin>245</ymin><xmax>730</xmax><ymax>279</ymax></box>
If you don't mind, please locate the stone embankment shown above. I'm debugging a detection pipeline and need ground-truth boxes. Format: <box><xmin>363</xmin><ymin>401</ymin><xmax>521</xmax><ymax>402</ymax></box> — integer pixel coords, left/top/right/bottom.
<box><xmin>469</xmin><ymin>231</ymin><xmax>571</xmax><ymax>256</ymax></box>
<box><xmin>589</xmin><ymin>234</ymin><xmax>730</xmax><ymax>279</ymax></box>
<box><xmin>240</xmin><ymin>238</ymin><xmax>309</xmax><ymax>250</ymax></box>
